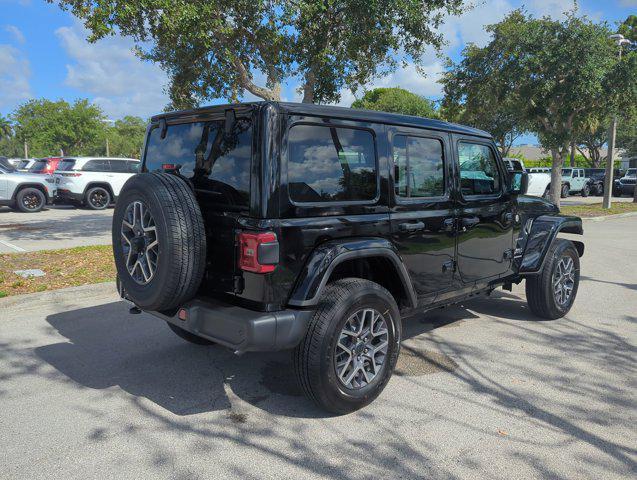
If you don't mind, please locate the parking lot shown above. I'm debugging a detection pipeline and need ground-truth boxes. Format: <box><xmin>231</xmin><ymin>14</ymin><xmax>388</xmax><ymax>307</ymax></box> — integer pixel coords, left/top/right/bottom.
<box><xmin>0</xmin><ymin>216</ymin><xmax>635</xmax><ymax>479</ymax></box>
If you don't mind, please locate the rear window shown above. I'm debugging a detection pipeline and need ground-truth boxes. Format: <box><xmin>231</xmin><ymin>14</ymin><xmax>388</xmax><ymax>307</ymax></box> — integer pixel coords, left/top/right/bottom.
<box><xmin>56</xmin><ymin>160</ymin><xmax>77</xmax><ymax>171</ymax></box>
<box><xmin>287</xmin><ymin>124</ymin><xmax>377</xmax><ymax>203</ymax></box>
<box><xmin>393</xmin><ymin>135</ymin><xmax>444</xmax><ymax>198</ymax></box>
<box><xmin>144</xmin><ymin>118</ymin><xmax>253</xmax><ymax>209</ymax></box>
<box><xmin>29</xmin><ymin>160</ymin><xmax>48</xmax><ymax>173</ymax></box>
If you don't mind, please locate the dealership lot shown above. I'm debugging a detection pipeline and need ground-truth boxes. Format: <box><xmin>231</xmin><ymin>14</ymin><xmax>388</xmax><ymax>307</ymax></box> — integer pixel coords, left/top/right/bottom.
<box><xmin>0</xmin><ymin>216</ymin><xmax>635</xmax><ymax>479</ymax></box>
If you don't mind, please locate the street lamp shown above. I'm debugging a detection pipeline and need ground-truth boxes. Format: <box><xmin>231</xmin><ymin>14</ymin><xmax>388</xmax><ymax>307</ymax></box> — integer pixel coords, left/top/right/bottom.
<box><xmin>603</xmin><ymin>33</ymin><xmax>632</xmax><ymax>209</ymax></box>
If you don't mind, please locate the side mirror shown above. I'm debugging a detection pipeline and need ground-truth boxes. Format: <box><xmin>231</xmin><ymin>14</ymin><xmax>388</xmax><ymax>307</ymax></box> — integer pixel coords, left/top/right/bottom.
<box><xmin>509</xmin><ymin>171</ymin><xmax>528</xmax><ymax>195</ymax></box>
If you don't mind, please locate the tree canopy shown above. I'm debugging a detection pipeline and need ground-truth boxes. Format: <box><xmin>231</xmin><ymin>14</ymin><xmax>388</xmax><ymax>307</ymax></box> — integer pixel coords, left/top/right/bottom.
<box><xmin>49</xmin><ymin>0</ymin><xmax>465</xmax><ymax>107</ymax></box>
<box><xmin>441</xmin><ymin>10</ymin><xmax>636</xmax><ymax>205</ymax></box>
<box><xmin>0</xmin><ymin>99</ymin><xmax>146</xmax><ymax>158</ymax></box>
<box><xmin>351</xmin><ymin>88</ymin><xmax>438</xmax><ymax>118</ymax></box>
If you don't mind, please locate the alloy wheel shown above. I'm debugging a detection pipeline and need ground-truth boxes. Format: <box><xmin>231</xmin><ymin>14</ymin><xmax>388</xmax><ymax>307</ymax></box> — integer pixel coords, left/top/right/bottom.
<box><xmin>22</xmin><ymin>193</ymin><xmax>42</xmax><ymax>211</ymax></box>
<box><xmin>89</xmin><ymin>189</ymin><xmax>109</xmax><ymax>208</ymax></box>
<box><xmin>553</xmin><ymin>256</ymin><xmax>575</xmax><ymax>306</ymax></box>
<box><xmin>334</xmin><ymin>308</ymin><xmax>389</xmax><ymax>390</ymax></box>
<box><xmin>121</xmin><ymin>201</ymin><xmax>159</xmax><ymax>284</ymax></box>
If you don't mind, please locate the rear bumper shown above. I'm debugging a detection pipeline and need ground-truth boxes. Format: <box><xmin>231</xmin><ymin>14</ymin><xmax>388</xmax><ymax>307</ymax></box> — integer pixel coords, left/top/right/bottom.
<box><xmin>119</xmin><ymin>285</ymin><xmax>313</xmax><ymax>352</ymax></box>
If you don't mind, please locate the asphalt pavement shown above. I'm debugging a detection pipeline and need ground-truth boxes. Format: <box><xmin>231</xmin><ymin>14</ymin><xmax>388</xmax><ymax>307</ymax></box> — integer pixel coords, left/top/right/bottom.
<box><xmin>0</xmin><ymin>216</ymin><xmax>635</xmax><ymax>479</ymax></box>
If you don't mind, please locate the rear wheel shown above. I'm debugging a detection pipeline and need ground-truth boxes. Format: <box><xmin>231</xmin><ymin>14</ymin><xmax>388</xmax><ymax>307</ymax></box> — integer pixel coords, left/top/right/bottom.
<box><xmin>526</xmin><ymin>239</ymin><xmax>579</xmax><ymax>320</ymax></box>
<box><xmin>581</xmin><ymin>184</ymin><xmax>589</xmax><ymax>197</ymax></box>
<box><xmin>166</xmin><ymin>322</ymin><xmax>215</xmax><ymax>345</ymax></box>
<box><xmin>15</xmin><ymin>187</ymin><xmax>45</xmax><ymax>213</ymax></box>
<box><xmin>85</xmin><ymin>186</ymin><xmax>111</xmax><ymax>210</ymax></box>
<box><xmin>293</xmin><ymin>278</ymin><xmax>401</xmax><ymax>414</ymax></box>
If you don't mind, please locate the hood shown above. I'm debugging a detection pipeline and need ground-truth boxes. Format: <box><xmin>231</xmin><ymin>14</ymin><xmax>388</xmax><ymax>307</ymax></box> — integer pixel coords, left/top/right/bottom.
<box><xmin>517</xmin><ymin>195</ymin><xmax>559</xmax><ymax>216</ymax></box>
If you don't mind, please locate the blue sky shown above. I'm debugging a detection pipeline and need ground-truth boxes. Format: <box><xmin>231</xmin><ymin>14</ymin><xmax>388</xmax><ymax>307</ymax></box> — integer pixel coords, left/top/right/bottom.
<box><xmin>0</xmin><ymin>0</ymin><xmax>635</xmax><ymax>145</ymax></box>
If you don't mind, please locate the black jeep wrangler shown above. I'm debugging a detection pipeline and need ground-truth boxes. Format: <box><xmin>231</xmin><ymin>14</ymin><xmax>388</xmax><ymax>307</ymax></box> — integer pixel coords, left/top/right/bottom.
<box><xmin>113</xmin><ymin>102</ymin><xmax>584</xmax><ymax>413</ymax></box>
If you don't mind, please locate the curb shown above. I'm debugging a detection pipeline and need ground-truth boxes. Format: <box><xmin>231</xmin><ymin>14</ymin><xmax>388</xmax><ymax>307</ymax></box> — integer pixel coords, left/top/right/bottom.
<box><xmin>581</xmin><ymin>211</ymin><xmax>637</xmax><ymax>222</ymax></box>
<box><xmin>0</xmin><ymin>281</ymin><xmax>116</xmax><ymax>312</ymax></box>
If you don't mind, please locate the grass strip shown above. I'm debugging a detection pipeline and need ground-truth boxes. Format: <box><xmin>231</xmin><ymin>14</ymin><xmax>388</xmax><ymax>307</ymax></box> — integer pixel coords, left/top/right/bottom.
<box><xmin>560</xmin><ymin>201</ymin><xmax>637</xmax><ymax>218</ymax></box>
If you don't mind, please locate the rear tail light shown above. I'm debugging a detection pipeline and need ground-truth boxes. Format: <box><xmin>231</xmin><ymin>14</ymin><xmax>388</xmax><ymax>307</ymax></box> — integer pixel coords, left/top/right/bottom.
<box><xmin>238</xmin><ymin>232</ymin><xmax>278</xmax><ymax>273</ymax></box>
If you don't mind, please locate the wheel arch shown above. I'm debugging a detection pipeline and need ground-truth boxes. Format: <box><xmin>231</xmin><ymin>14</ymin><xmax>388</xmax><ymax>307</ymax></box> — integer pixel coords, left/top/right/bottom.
<box><xmin>517</xmin><ymin>215</ymin><xmax>584</xmax><ymax>275</ymax></box>
<box><xmin>83</xmin><ymin>182</ymin><xmax>114</xmax><ymax>199</ymax></box>
<box><xmin>12</xmin><ymin>183</ymin><xmax>49</xmax><ymax>202</ymax></box>
<box><xmin>287</xmin><ymin>238</ymin><xmax>417</xmax><ymax>310</ymax></box>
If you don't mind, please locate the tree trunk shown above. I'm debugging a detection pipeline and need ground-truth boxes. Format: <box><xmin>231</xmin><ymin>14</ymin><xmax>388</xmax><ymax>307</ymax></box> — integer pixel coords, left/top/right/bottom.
<box><xmin>302</xmin><ymin>70</ymin><xmax>316</xmax><ymax>103</ymax></box>
<box><xmin>569</xmin><ymin>141</ymin><xmax>576</xmax><ymax>167</ymax></box>
<box><xmin>549</xmin><ymin>148</ymin><xmax>565</xmax><ymax>208</ymax></box>
<box><xmin>232</xmin><ymin>58</ymin><xmax>280</xmax><ymax>101</ymax></box>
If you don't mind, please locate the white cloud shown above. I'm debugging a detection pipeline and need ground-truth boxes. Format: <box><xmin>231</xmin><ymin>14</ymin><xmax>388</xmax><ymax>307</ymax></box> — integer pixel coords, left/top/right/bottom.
<box><xmin>55</xmin><ymin>21</ymin><xmax>170</xmax><ymax>119</ymax></box>
<box><xmin>4</xmin><ymin>25</ymin><xmax>25</xmax><ymax>44</ymax></box>
<box><xmin>0</xmin><ymin>44</ymin><xmax>31</xmax><ymax>110</ymax></box>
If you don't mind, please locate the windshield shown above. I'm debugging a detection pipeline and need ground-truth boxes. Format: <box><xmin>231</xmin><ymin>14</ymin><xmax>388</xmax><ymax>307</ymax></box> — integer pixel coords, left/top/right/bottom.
<box><xmin>562</xmin><ymin>169</ymin><xmax>572</xmax><ymax>176</ymax></box>
<box><xmin>56</xmin><ymin>160</ymin><xmax>77</xmax><ymax>171</ymax></box>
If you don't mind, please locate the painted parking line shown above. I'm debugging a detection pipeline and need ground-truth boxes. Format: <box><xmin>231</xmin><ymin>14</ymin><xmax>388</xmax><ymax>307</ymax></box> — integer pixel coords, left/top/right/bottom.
<box><xmin>0</xmin><ymin>239</ymin><xmax>27</xmax><ymax>252</ymax></box>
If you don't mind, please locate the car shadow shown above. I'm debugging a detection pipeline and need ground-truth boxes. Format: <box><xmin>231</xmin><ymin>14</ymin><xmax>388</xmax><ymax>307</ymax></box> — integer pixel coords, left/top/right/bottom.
<box><xmin>36</xmin><ymin>290</ymin><xmax>545</xmax><ymax>419</ymax></box>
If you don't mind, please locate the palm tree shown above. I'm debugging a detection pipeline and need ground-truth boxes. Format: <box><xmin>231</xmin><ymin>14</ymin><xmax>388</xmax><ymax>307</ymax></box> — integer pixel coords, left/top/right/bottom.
<box><xmin>0</xmin><ymin>115</ymin><xmax>12</xmax><ymax>141</ymax></box>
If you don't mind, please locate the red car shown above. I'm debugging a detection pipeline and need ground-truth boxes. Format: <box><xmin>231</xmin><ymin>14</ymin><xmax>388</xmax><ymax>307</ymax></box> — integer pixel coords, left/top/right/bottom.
<box><xmin>28</xmin><ymin>157</ymin><xmax>62</xmax><ymax>175</ymax></box>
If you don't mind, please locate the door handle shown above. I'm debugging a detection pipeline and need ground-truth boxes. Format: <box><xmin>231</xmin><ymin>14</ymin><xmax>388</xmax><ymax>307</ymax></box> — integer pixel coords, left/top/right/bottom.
<box><xmin>399</xmin><ymin>221</ymin><xmax>425</xmax><ymax>233</ymax></box>
<box><xmin>460</xmin><ymin>216</ymin><xmax>480</xmax><ymax>230</ymax></box>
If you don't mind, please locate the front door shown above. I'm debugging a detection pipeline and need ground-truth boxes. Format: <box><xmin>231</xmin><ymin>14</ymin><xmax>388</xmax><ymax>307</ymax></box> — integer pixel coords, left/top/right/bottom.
<box><xmin>389</xmin><ymin>128</ymin><xmax>456</xmax><ymax>306</ymax></box>
<box><xmin>453</xmin><ymin>137</ymin><xmax>515</xmax><ymax>284</ymax></box>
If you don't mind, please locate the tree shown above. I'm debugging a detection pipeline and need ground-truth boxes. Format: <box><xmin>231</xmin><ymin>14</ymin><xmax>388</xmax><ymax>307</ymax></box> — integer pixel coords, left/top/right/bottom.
<box><xmin>10</xmin><ymin>99</ymin><xmax>107</xmax><ymax>157</ymax></box>
<box><xmin>442</xmin><ymin>10</ymin><xmax>634</xmax><ymax>207</ymax></box>
<box><xmin>0</xmin><ymin>115</ymin><xmax>12</xmax><ymax>142</ymax></box>
<box><xmin>50</xmin><ymin>0</ymin><xmax>465</xmax><ymax>107</ymax></box>
<box><xmin>351</xmin><ymin>88</ymin><xmax>438</xmax><ymax>118</ymax></box>
<box><xmin>440</xmin><ymin>44</ymin><xmax>526</xmax><ymax>156</ymax></box>
<box><xmin>104</xmin><ymin>116</ymin><xmax>147</xmax><ymax>158</ymax></box>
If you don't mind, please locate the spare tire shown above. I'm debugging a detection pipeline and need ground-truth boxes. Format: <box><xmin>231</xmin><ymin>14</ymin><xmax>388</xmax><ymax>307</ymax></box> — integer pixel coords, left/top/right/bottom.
<box><xmin>112</xmin><ymin>173</ymin><xmax>207</xmax><ymax>311</ymax></box>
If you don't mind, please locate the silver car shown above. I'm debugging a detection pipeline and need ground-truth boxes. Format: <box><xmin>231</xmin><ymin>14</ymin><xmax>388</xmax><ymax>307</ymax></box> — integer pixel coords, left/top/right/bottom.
<box><xmin>0</xmin><ymin>164</ymin><xmax>57</xmax><ymax>212</ymax></box>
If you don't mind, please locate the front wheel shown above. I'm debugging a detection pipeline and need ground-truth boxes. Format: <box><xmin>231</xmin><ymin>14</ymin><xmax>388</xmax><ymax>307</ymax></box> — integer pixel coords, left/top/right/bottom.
<box><xmin>293</xmin><ymin>278</ymin><xmax>401</xmax><ymax>414</ymax></box>
<box><xmin>581</xmin><ymin>185</ymin><xmax>589</xmax><ymax>197</ymax></box>
<box><xmin>525</xmin><ymin>239</ymin><xmax>580</xmax><ymax>320</ymax></box>
<box><xmin>560</xmin><ymin>184</ymin><xmax>570</xmax><ymax>198</ymax></box>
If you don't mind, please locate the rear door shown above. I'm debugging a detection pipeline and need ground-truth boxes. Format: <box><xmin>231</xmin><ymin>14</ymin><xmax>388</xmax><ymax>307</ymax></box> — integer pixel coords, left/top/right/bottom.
<box><xmin>453</xmin><ymin>136</ymin><xmax>515</xmax><ymax>284</ymax></box>
<box><xmin>143</xmin><ymin>115</ymin><xmax>254</xmax><ymax>296</ymax></box>
<box><xmin>388</xmin><ymin>127</ymin><xmax>455</xmax><ymax>305</ymax></box>
<box><xmin>108</xmin><ymin>160</ymin><xmax>134</xmax><ymax>196</ymax></box>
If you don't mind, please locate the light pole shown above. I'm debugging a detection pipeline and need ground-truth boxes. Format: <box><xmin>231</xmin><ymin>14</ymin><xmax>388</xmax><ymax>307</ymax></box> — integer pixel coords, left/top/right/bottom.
<box><xmin>603</xmin><ymin>33</ymin><xmax>631</xmax><ymax>209</ymax></box>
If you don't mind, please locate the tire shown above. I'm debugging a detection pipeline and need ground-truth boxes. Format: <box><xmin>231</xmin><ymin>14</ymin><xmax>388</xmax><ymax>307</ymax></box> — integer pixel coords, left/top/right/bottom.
<box><xmin>15</xmin><ymin>187</ymin><xmax>45</xmax><ymax>213</ymax></box>
<box><xmin>166</xmin><ymin>322</ymin><xmax>215</xmax><ymax>345</ymax></box>
<box><xmin>560</xmin><ymin>184</ymin><xmax>569</xmax><ymax>198</ymax></box>
<box><xmin>525</xmin><ymin>239</ymin><xmax>580</xmax><ymax>320</ymax></box>
<box><xmin>85</xmin><ymin>186</ymin><xmax>111</xmax><ymax>210</ymax></box>
<box><xmin>293</xmin><ymin>278</ymin><xmax>401</xmax><ymax>414</ymax></box>
<box><xmin>581</xmin><ymin>185</ymin><xmax>589</xmax><ymax>197</ymax></box>
<box><xmin>112</xmin><ymin>173</ymin><xmax>207</xmax><ymax>311</ymax></box>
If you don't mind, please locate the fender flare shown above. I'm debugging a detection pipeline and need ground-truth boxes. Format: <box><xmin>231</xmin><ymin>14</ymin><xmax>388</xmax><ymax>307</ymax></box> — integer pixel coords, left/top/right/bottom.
<box><xmin>287</xmin><ymin>237</ymin><xmax>417</xmax><ymax>308</ymax></box>
<box><xmin>518</xmin><ymin>215</ymin><xmax>584</xmax><ymax>275</ymax></box>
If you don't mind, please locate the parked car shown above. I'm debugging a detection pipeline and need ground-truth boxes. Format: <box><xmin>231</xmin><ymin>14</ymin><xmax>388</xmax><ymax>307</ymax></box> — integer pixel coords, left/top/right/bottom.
<box><xmin>28</xmin><ymin>157</ymin><xmax>62</xmax><ymax>175</ymax></box>
<box><xmin>561</xmin><ymin>168</ymin><xmax>590</xmax><ymax>197</ymax></box>
<box><xmin>53</xmin><ymin>157</ymin><xmax>140</xmax><ymax>209</ymax></box>
<box><xmin>17</xmin><ymin>159</ymin><xmax>36</xmax><ymax>171</ymax></box>
<box><xmin>0</xmin><ymin>163</ymin><xmax>57</xmax><ymax>212</ymax></box>
<box><xmin>613</xmin><ymin>168</ymin><xmax>636</xmax><ymax>197</ymax></box>
<box><xmin>0</xmin><ymin>157</ymin><xmax>17</xmax><ymax>173</ymax></box>
<box><xmin>503</xmin><ymin>158</ymin><xmax>551</xmax><ymax>198</ymax></box>
<box><xmin>112</xmin><ymin>102</ymin><xmax>584</xmax><ymax>414</ymax></box>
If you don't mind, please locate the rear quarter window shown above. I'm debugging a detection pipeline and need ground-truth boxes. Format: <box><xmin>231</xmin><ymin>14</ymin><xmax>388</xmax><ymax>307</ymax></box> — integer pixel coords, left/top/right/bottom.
<box><xmin>287</xmin><ymin>124</ymin><xmax>377</xmax><ymax>203</ymax></box>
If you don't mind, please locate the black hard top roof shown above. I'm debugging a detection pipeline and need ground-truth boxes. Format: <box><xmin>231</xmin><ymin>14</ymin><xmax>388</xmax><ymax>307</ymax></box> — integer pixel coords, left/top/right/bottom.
<box><xmin>151</xmin><ymin>101</ymin><xmax>492</xmax><ymax>139</ymax></box>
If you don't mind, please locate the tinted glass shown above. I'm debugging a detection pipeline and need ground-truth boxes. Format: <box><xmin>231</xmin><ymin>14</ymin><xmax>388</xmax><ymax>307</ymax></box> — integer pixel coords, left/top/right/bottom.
<box><xmin>29</xmin><ymin>160</ymin><xmax>48</xmax><ymax>173</ymax></box>
<box><xmin>144</xmin><ymin>118</ymin><xmax>252</xmax><ymax>208</ymax></box>
<box><xmin>393</xmin><ymin>135</ymin><xmax>444</xmax><ymax>198</ymax></box>
<box><xmin>127</xmin><ymin>161</ymin><xmax>140</xmax><ymax>173</ymax></box>
<box><xmin>288</xmin><ymin>124</ymin><xmax>377</xmax><ymax>203</ymax></box>
<box><xmin>110</xmin><ymin>160</ymin><xmax>129</xmax><ymax>173</ymax></box>
<box><xmin>458</xmin><ymin>143</ymin><xmax>501</xmax><ymax>196</ymax></box>
<box><xmin>82</xmin><ymin>160</ymin><xmax>111</xmax><ymax>172</ymax></box>
<box><xmin>562</xmin><ymin>169</ymin><xmax>572</xmax><ymax>176</ymax></box>
<box><xmin>627</xmin><ymin>169</ymin><xmax>636</xmax><ymax>177</ymax></box>
<box><xmin>18</xmin><ymin>160</ymin><xmax>29</xmax><ymax>169</ymax></box>
<box><xmin>56</xmin><ymin>160</ymin><xmax>77</xmax><ymax>171</ymax></box>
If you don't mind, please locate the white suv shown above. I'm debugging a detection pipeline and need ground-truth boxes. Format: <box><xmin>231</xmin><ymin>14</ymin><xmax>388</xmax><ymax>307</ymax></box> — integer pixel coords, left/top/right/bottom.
<box><xmin>54</xmin><ymin>157</ymin><xmax>140</xmax><ymax>210</ymax></box>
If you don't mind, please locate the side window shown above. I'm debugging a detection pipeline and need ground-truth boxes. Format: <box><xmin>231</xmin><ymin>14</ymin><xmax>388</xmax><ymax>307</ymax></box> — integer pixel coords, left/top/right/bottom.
<box><xmin>287</xmin><ymin>124</ymin><xmax>377</xmax><ymax>203</ymax></box>
<box><xmin>82</xmin><ymin>160</ymin><xmax>111</xmax><ymax>172</ymax></box>
<box><xmin>392</xmin><ymin>135</ymin><xmax>444</xmax><ymax>198</ymax></box>
<box><xmin>110</xmin><ymin>160</ymin><xmax>128</xmax><ymax>173</ymax></box>
<box><xmin>127</xmin><ymin>161</ymin><xmax>140</xmax><ymax>173</ymax></box>
<box><xmin>458</xmin><ymin>142</ymin><xmax>501</xmax><ymax>196</ymax></box>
